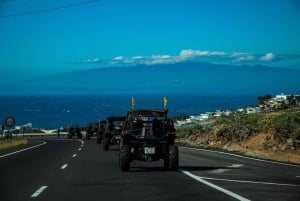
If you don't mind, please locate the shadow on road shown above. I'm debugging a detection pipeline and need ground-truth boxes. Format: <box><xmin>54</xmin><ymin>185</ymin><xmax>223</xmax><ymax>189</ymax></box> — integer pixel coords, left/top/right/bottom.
<box><xmin>179</xmin><ymin>166</ymin><xmax>235</xmax><ymax>171</ymax></box>
<box><xmin>127</xmin><ymin>165</ymin><xmax>236</xmax><ymax>172</ymax></box>
<box><xmin>110</xmin><ymin>148</ymin><xmax>120</xmax><ymax>151</ymax></box>
<box><xmin>129</xmin><ymin>166</ymin><xmax>170</xmax><ymax>172</ymax></box>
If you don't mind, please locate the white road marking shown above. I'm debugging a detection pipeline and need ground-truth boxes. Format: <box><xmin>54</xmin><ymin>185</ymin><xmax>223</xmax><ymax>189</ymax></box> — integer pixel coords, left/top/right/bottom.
<box><xmin>81</xmin><ymin>144</ymin><xmax>84</xmax><ymax>147</ymax></box>
<box><xmin>209</xmin><ymin>164</ymin><xmax>244</xmax><ymax>174</ymax></box>
<box><xmin>31</xmin><ymin>186</ymin><xmax>48</xmax><ymax>198</ymax></box>
<box><xmin>180</xmin><ymin>146</ymin><xmax>300</xmax><ymax>168</ymax></box>
<box><xmin>228</xmin><ymin>164</ymin><xmax>244</xmax><ymax>168</ymax></box>
<box><xmin>78</xmin><ymin>148</ymin><xmax>82</xmax><ymax>151</ymax></box>
<box><xmin>209</xmin><ymin>169</ymin><xmax>230</xmax><ymax>174</ymax></box>
<box><xmin>296</xmin><ymin>176</ymin><xmax>300</xmax><ymax>178</ymax></box>
<box><xmin>199</xmin><ymin>176</ymin><xmax>300</xmax><ymax>187</ymax></box>
<box><xmin>72</xmin><ymin>154</ymin><xmax>77</xmax><ymax>158</ymax></box>
<box><xmin>0</xmin><ymin>141</ymin><xmax>47</xmax><ymax>158</ymax></box>
<box><xmin>78</xmin><ymin>139</ymin><xmax>84</xmax><ymax>145</ymax></box>
<box><xmin>61</xmin><ymin>163</ymin><xmax>68</xmax><ymax>169</ymax></box>
<box><xmin>180</xmin><ymin>169</ymin><xmax>250</xmax><ymax>201</ymax></box>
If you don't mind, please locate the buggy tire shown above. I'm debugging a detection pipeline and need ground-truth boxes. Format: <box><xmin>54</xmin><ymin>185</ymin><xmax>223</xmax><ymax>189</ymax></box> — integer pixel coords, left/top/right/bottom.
<box><xmin>103</xmin><ymin>137</ymin><xmax>110</xmax><ymax>151</ymax></box>
<box><xmin>119</xmin><ymin>145</ymin><xmax>130</xmax><ymax>171</ymax></box>
<box><xmin>165</xmin><ymin>145</ymin><xmax>179</xmax><ymax>171</ymax></box>
<box><xmin>86</xmin><ymin>134</ymin><xmax>90</xmax><ymax>140</ymax></box>
<box><xmin>96</xmin><ymin>136</ymin><xmax>101</xmax><ymax>144</ymax></box>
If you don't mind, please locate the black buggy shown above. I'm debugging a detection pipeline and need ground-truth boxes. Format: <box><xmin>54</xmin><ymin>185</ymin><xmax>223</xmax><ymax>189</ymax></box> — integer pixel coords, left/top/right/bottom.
<box><xmin>119</xmin><ymin>108</ymin><xmax>178</xmax><ymax>171</ymax></box>
<box><xmin>96</xmin><ymin>120</ymin><xmax>106</xmax><ymax>144</ymax></box>
<box><xmin>86</xmin><ymin>121</ymin><xmax>103</xmax><ymax>140</ymax></box>
<box><xmin>67</xmin><ymin>125</ymin><xmax>82</xmax><ymax>139</ymax></box>
<box><xmin>102</xmin><ymin>116</ymin><xmax>126</xmax><ymax>151</ymax></box>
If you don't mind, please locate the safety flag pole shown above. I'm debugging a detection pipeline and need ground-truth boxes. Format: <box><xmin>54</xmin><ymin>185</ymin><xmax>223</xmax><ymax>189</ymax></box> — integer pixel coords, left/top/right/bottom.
<box><xmin>163</xmin><ymin>96</ymin><xmax>168</xmax><ymax>109</ymax></box>
<box><xmin>131</xmin><ymin>96</ymin><xmax>135</xmax><ymax>109</ymax></box>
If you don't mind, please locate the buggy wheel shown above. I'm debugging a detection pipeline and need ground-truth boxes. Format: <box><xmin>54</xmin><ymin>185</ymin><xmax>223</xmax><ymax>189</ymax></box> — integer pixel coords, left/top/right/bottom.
<box><xmin>86</xmin><ymin>133</ymin><xmax>90</xmax><ymax>140</ymax></box>
<box><xmin>119</xmin><ymin>145</ymin><xmax>130</xmax><ymax>171</ymax></box>
<box><xmin>165</xmin><ymin>145</ymin><xmax>179</xmax><ymax>171</ymax></box>
<box><xmin>96</xmin><ymin>136</ymin><xmax>101</xmax><ymax>144</ymax></box>
<box><xmin>103</xmin><ymin>137</ymin><xmax>110</xmax><ymax>151</ymax></box>
<box><xmin>164</xmin><ymin>158</ymin><xmax>169</xmax><ymax>170</ymax></box>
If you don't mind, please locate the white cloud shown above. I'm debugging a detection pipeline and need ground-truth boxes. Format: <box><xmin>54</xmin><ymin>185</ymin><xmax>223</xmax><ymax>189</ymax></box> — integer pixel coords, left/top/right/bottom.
<box><xmin>231</xmin><ymin>53</ymin><xmax>256</xmax><ymax>62</ymax></box>
<box><xmin>132</xmin><ymin>56</ymin><xmax>144</xmax><ymax>60</ymax></box>
<box><xmin>236</xmin><ymin>55</ymin><xmax>255</xmax><ymax>62</ymax></box>
<box><xmin>83</xmin><ymin>58</ymin><xmax>100</xmax><ymax>63</ymax></box>
<box><xmin>80</xmin><ymin>50</ymin><xmax>285</xmax><ymax>66</ymax></box>
<box><xmin>180</xmin><ymin>49</ymin><xmax>226</xmax><ymax>57</ymax></box>
<box><xmin>231</xmin><ymin>52</ymin><xmax>249</xmax><ymax>57</ymax></box>
<box><xmin>151</xmin><ymin>55</ymin><xmax>171</xmax><ymax>59</ymax></box>
<box><xmin>143</xmin><ymin>55</ymin><xmax>178</xmax><ymax>65</ymax></box>
<box><xmin>113</xmin><ymin>56</ymin><xmax>124</xmax><ymax>60</ymax></box>
<box><xmin>260</xmin><ymin>53</ymin><xmax>276</xmax><ymax>61</ymax></box>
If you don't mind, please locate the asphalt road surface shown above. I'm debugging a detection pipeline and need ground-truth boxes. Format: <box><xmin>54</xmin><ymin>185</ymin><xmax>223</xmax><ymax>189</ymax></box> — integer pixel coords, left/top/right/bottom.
<box><xmin>0</xmin><ymin>138</ymin><xmax>299</xmax><ymax>201</ymax></box>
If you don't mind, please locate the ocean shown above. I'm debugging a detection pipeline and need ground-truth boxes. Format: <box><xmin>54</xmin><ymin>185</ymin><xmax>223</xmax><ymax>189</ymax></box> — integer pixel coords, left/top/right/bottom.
<box><xmin>0</xmin><ymin>94</ymin><xmax>258</xmax><ymax>129</ymax></box>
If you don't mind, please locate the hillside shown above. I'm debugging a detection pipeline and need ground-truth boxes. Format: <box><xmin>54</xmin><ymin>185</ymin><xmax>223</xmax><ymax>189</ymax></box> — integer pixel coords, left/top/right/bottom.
<box><xmin>176</xmin><ymin>108</ymin><xmax>300</xmax><ymax>164</ymax></box>
<box><xmin>2</xmin><ymin>62</ymin><xmax>300</xmax><ymax>95</ymax></box>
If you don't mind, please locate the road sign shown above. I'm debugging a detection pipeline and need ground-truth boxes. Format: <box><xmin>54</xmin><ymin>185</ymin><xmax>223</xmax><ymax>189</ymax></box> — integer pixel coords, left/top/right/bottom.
<box><xmin>5</xmin><ymin>117</ymin><xmax>15</xmax><ymax>127</ymax></box>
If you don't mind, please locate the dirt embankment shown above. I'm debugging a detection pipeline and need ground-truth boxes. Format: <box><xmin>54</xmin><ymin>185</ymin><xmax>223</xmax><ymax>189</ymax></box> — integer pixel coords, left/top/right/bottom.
<box><xmin>176</xmin><ymin>132</ymin><xmax>300</xmax><ymax>165</ymax></box>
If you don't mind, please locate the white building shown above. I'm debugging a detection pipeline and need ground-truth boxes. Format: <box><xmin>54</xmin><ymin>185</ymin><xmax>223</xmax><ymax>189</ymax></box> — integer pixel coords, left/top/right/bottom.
<box><xmin>275</xmin><ymin>93</ymin><xmax>288</xmax><ymax>100</ymax></box>
<box><xmin>198</xmin><ymin>112</ymin><xmax>213</xmax><ymax>121</ymax></box>
<box><xmin>246</xmin><ymin>107</ymin><xmax>261</xmax><ymax>114</ymax></box>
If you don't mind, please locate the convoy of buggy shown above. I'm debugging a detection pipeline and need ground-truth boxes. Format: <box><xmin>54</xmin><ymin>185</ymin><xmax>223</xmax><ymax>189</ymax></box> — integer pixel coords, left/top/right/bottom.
<box><xmin>66</xmin><ymin>97</ymin><xmax>179</xmax><ymax>172</ymax></box>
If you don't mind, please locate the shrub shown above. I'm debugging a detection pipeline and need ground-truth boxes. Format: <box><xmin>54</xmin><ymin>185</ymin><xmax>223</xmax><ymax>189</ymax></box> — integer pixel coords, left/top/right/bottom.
<box><xmin>294</xmin><ymin>127</ymin><xmax>300</xmax><ymax>141</ymax></box>
<box><xmin>176</xmin><ymin>124</ymin><xmax>204</xmax><ymax>138</ymax></box>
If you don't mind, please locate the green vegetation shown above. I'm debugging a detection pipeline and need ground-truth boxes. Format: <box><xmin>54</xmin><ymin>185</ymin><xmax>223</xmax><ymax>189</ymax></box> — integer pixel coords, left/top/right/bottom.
<box><xmin>0</xmin><ymin>139</ymin><xmax>28</xmax><ymax>150</ymax></box>
<box><xmin>176</xmin><ymin>109</ymin><xmax>300</xmax><ymax>145</ymax></box>
<box><xmin>257</xmin><ymin>94</ymin><xmax>272</xmax><ymax>105</ymax></box>
<box><xmin>176</xmin><ymin>123</ymin><xmax>212</xmax><ymax>138</ymax></box>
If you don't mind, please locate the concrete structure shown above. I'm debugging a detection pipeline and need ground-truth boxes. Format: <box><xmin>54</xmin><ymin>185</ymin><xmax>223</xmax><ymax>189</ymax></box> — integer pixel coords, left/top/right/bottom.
<box><xmin>275</xmin><ymin>93</ymin><xmax>288</xmax><ymax>100</ymax></box>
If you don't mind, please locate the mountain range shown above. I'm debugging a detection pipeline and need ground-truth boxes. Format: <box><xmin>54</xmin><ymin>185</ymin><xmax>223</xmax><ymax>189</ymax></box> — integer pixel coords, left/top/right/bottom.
<box><xmin>2</xmin><ymin>62</ymin><xmax>300</xmax><ymax>95</ymax></box>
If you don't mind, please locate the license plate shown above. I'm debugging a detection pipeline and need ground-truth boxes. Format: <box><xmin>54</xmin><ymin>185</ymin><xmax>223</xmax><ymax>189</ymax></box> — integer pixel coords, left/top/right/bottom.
<box><xmin>115</xmin><ymin>135</ymin><xmax>121</xmax><ymax>140</ymax></box>
<box><xmin>144</xmin><ymin>147</ymin><xmax>155</xmax><ymax>154</ymax></box>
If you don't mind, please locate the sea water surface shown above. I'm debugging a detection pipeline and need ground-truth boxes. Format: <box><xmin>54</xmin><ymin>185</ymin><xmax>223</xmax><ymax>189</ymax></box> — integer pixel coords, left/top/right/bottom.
<box><xmin>0</xmin><ymin>94</ymin><xmax>257</xmax><ymax>129</ymax></box>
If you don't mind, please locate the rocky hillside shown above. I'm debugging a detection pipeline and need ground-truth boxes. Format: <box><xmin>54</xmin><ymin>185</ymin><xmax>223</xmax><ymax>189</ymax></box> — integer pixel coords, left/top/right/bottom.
<box><xmin>176</xmin><ymin>108</ymin><xmax>300</xmax><ymax>164</ymax></box>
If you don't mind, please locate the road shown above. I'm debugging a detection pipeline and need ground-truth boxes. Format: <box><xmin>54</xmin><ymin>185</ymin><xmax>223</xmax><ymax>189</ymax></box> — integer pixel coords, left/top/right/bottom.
<box><xmin>0</xmin><ymin>138</ymin><xmax>299</xmax><ymax>201</ymax></box>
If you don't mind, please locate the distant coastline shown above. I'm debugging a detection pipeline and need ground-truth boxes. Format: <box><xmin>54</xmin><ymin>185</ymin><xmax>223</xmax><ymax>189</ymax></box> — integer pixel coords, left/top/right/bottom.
<box><xmin>0</xmin><ymin>94</ymin><xmax>258</xmax><ymax>129</ymax></box>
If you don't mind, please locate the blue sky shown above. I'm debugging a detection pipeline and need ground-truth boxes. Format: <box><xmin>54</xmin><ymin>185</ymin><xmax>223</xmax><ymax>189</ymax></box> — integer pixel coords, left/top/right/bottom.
<box><xmin>1</xmin><ymin>0</ymin><xmax>300</xmax><ymax>81</ymax></box>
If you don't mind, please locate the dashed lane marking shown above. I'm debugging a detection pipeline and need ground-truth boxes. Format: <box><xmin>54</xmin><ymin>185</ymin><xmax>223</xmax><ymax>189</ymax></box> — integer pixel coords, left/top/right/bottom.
<box><xmin>0</xmin><ymin>141</ymin><xmax>47</xmax><ymax>158</ymax></box>
<box><xmin>180</xmin><ymin>169</ymin><xmax>250</xmax><ymax>201</ymax></box>
<box><xmin>31</xmin><ymin>186</ymin><xmax>48</xmax><ymax>198</ymax></box>
<box><xmin>60</xmin><ymin>164</ymin><xmax>68</xmax><ymax>170</ymax></box>
<box><xmin>78</xmin><ymin>148</ymin><xmax>82</xmax><ymax>151</ymax></box>
<box><xmin>72</xmin><ymin>154</ymin><xmax>77</xmax><ymax>158</ymax></box>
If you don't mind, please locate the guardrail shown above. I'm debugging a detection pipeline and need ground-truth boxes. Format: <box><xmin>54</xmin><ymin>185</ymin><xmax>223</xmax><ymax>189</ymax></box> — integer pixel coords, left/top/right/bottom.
<box><xmin>0</xmin><ymin>132</ymin><xmax>69</xmax><ymax>139</ymax></box>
